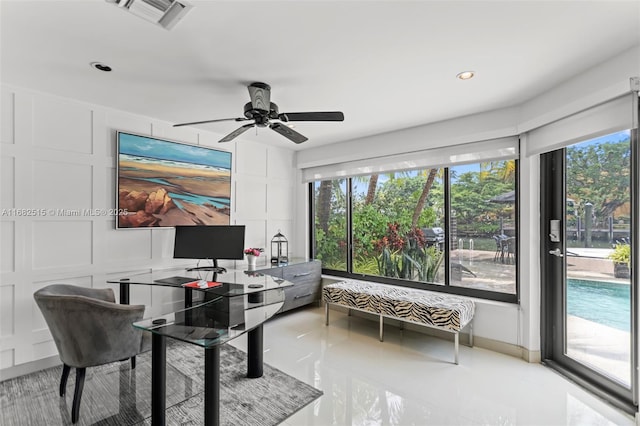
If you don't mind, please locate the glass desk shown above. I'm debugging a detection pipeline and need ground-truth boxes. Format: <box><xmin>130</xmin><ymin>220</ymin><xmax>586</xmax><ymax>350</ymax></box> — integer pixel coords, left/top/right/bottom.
<box><xmin>108</xmin><ymin>268</ymin><xmax>289</xmax><ymax>307</ymax></box>
<box><xmin>107</xmin><ymin>268</ymin><xmax>292</xmax><ymax>426</ymax></box>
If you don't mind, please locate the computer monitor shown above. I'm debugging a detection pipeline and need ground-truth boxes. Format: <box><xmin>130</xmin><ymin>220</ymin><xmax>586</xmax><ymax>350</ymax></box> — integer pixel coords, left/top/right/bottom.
<box><xmin>174</xmin><ymin>225</ymin><xmax>245</xmax><ymax>272</ymax></box>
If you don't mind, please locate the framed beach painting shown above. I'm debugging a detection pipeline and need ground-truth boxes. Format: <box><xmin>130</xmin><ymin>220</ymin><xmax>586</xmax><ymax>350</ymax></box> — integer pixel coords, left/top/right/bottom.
<box><xmin>116</xmin><ymin>131</ymin><xmax>232</xmax><ymax>228</ymax></box>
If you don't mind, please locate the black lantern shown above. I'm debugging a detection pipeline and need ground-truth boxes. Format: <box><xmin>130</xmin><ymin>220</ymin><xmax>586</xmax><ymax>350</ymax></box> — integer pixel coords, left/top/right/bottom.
<box><xmin>270</xmin><ymin>231</ymin><xmax>288</xmax><ymax>265</ymax></box>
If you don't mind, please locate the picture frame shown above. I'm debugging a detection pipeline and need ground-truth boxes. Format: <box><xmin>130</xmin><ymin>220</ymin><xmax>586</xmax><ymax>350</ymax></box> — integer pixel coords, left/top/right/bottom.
<box><xmin>116</xmin><ymin>131</ymin><xmax>232</xmax><ymax>228</ymax></box>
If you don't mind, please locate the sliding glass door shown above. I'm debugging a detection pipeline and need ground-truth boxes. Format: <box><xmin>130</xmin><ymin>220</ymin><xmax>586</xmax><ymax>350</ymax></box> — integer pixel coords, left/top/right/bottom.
<box><xmin>541</xmin><ymin>130</ymin><xmax>637</xmax><ymax>412</ymax></box>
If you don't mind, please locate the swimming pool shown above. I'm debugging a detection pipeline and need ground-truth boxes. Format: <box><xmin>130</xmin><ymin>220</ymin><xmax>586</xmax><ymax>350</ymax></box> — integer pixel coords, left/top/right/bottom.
<box><xmin>567</xmin><ymin>278</ymin><xmax>630</xmax><ymax>332</ymax></box>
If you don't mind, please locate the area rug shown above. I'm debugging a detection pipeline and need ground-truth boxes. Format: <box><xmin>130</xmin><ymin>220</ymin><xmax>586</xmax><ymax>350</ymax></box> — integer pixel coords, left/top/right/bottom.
<box><xmin>0</xmin><ymin>341</ymin><xmax>322</xmax><ymax>425</ymax></box>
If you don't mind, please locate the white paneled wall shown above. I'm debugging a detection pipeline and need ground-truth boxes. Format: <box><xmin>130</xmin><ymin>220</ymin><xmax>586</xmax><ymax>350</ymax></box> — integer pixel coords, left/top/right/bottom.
<box><xmin>0</xmin><ymin>86</ymin><xmax>298</xmax><ymax>376</ymax></box>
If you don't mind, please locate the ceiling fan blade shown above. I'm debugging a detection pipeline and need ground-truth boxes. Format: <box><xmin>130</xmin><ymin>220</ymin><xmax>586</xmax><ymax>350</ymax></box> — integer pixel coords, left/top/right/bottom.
<box><xmin>173</xmin><ymin>117</ymin><xmax>248</xmax><ymax>127</ymax></box>
<box><xmin>219</xmin><ymin>123</ymin><xmax>255</xmax><ymax>143</ymax></box>
<box><xmin>247</xmin><ymin>82</ymin><xmax>271</xmax><ymax>112</ymax></box>
<box><xmin>278</xmin><ymin>111</ymin><xmax>344</xmax><ymax>122</ymax></box>
<box><xmin>270</xmin><ymin>123</ymin><xmax>308</xmax><ymax>144</ymax></box>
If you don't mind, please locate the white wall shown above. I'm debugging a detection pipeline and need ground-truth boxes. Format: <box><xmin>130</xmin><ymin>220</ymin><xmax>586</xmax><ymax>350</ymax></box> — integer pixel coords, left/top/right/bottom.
<box><xmin>0</xmin><ymin>85</ymin><xmax>298</xmax><ymax>377</ymax></box>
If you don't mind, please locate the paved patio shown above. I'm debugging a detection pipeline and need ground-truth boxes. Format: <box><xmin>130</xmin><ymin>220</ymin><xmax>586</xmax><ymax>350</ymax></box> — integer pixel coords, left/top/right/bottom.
<box><xmin>567</xmin><ymin>314</ymin><xmax>631</xmax><ymax>386</ymax></box>
<box><xmin>453</xmin><ymin>247</ymin><xmax>631</xmax><ymax>386</ymax></box>
<box><xmin>451</xmin><ymin>247</ymin><xmax>625</xmax><ymax>291</ymax></box>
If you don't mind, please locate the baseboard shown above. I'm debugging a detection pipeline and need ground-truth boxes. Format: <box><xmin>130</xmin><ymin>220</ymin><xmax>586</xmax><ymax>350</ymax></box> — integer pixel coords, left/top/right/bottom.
<box><xmin>329</xmin><ymin>304</ymin><xmax>540</xmax><ymax>363</ymax></box>
<box><xmin>0</xmin><ymin>355</ymin><xmax>61</xmax><ymax>382</ymax></box>
<box><xmin>522</xmin><ymin>347</ymin><xmax>542</xmax><ymax>363</ymax></box>
<box><xmin>472</xmin><ymin>335</ymin><xmax>540</xmax><ymax>362</ymax></box>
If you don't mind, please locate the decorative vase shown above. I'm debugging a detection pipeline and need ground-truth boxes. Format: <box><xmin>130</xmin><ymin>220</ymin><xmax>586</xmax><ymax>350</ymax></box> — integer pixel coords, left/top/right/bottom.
<box><xmin>247</xmin><ymin>254</ymin><xmax>257</xmax><ymax>270</ymax></box>
<box><xmin>614</xmin><ymin>262</ymin><xmax>630</xmax><ymax>279</ymax></box>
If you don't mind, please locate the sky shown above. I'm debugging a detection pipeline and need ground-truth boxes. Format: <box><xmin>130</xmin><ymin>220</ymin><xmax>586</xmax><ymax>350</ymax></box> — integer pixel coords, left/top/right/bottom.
<box><xmin>118</xmin><ymin>132</ymin><xmax>232</xmax><ymax>170</ymax></box>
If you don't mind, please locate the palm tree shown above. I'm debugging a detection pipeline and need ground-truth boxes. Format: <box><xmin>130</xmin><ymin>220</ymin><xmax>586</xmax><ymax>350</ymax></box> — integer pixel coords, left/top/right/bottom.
<box><xmin>316</xmin><ymin>181</ymin><xmax>333</xmax><ymax>233</ymax></box>
<box><xmin>411</xmin><ymin>168</ymin><xmax>439</xmax><ymax>228</ymax></box>
<box><xmin>480</xmin><ymin>160</ymin><xmax>516</xmax><ymax>183</ymax></box>
<box><xmin>365</xmin><ymin>174</ymin><xmax>379</xmax><ymax>204</ymax></box>
<box><xmin>363</xmin><ymin>173</ymin><xmax>398</xmax><ymax>205</ymax></box>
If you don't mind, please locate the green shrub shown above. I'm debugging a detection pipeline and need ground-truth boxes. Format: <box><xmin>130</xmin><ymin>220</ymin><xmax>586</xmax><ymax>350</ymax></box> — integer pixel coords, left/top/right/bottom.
<box><xmin>609</xmin><ymin>243</ymin><xmax>630</xmax><ymax>266</ymax></box>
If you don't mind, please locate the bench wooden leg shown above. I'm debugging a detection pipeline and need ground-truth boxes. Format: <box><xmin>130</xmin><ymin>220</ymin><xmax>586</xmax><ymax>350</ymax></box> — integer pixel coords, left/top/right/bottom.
<box><xmin>325</xmin><ymin>303</ymin><xmax>329</xmax><ymax>326</ymax></box>
<box><xmin>454</xmin><ymin>333</ymin><xmax>459</xmax><ymax>365</ymax></box>
<box><xmin>379</xmin><ymin>315</ymin><xmax>384</xmax><ymax>342</ymax></box>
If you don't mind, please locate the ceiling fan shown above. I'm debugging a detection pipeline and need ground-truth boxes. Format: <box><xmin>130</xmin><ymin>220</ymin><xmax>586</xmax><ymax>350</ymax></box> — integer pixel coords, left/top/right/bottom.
<box><xmin>173</xmin><ymin>82</ymin><xmax>344</xmax><ymax>144</ymax></box>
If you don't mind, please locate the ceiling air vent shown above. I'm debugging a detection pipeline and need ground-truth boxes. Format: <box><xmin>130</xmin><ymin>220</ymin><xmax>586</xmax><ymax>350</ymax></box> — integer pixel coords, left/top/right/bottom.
<box><xmin>109</xmin><ymin>0</ymin><xmax>192</xmax><ymax>30</ymax></box>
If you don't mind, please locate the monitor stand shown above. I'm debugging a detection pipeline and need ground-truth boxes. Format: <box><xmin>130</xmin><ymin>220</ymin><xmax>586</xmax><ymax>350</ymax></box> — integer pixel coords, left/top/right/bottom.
<box><xmin>186</xmin><ymin>259</ymin><xmax>227</xmax><ymax>274</ymax></box>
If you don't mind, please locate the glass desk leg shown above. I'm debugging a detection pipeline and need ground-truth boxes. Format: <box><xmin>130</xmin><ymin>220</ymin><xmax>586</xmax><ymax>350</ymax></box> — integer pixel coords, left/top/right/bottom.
<box><xmin>204</xmin><ymin>346</ymin><xmax>220</xmax><ymax>426</ymax></box>
<box><xmin>151</xmin><ymin>320</ymin><xmax>167</xmax><ymax>426</ymax></box>
<box><xmin>119</xmin><ymin>281</ymin><xmax>130</xmax><ymax>304</ymax></box>
<box><xmin>184</xmin><ymin>288</ymin><xmax>193</xmax><ymax>309</ymax></box>
<box><xmin>119</xmin><ymin>280</ymin><xmax>136</xmax><ymax>368</ymax></box>
<box><xmin>247</xmin><ymin>325</ymin><xmax>263</xmax><ymax>378</ymax></box>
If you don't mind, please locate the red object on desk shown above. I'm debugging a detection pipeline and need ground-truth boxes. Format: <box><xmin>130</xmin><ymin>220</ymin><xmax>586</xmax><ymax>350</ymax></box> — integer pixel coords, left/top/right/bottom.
<box><xmin>182</xmin><ymin>281</ymin><xmax>223</xmax><ymax>289</ymax></box>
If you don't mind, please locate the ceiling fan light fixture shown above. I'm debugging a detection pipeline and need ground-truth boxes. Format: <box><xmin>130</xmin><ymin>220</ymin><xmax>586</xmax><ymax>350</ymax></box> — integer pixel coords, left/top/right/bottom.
<box><xmin>456</xmin><ymin>71</ymin><xmax>475</xmax><ymax>80</ymax></box>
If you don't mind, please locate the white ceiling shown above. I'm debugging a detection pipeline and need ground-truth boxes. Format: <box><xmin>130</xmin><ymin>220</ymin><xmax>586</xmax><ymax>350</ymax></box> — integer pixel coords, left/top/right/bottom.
<box><xmin>1</xmin><ymin>0</ymin><xmax>639</xmax><ymax>150</ymax></box>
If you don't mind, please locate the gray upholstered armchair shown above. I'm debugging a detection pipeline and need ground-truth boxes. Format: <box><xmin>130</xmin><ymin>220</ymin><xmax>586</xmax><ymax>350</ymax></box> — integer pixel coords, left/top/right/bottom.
<box><xmin>34</xmin><ymin>284</ymin><xmax>146</xmax><ymax>424</ymax></box>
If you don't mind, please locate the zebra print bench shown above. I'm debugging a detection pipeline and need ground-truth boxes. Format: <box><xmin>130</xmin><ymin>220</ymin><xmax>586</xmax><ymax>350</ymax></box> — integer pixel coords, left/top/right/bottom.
<box><xmin>323</xmin><ymin>280</ymin><xmax>475</xmax><ymax>364</ymax></box>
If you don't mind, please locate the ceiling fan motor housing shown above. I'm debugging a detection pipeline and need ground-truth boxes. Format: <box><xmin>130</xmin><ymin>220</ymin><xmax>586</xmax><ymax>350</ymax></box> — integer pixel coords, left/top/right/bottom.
<box><xmin>247</xmin><ymin>81</ymin><xmax>271</xmax><ymax>109</ymax></box>
<box><xmin>243</xmin><ymin>101</ymin><xmax>279</xmax><ymax>127</ymax></box>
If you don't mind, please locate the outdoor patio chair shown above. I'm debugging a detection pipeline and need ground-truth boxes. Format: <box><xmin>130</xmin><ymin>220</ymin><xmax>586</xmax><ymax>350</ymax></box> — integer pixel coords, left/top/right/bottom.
<box><xmin>492</xmin><ymin>235</ymin><xmax>503</xmax><ymax>262</ymax></box>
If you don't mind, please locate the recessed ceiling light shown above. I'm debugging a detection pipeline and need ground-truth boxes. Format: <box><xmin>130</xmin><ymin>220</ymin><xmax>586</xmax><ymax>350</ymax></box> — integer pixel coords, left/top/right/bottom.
<box><xmin>90</xmin><ymin>62</ymin><xmax>112</xmax><ymax>72</ymax></box>
<box><xmin>456</xmin><ymin>71</ymin><xmax>475</xmax><ymax>80</ymax></box>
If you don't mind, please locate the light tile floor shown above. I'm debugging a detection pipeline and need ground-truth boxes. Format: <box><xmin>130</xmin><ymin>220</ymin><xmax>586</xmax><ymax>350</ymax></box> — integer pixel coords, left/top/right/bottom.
<box><xmin>231</xmin><ymin>305</ymin><xmax>635</xmax><ymax>426</ymax></box>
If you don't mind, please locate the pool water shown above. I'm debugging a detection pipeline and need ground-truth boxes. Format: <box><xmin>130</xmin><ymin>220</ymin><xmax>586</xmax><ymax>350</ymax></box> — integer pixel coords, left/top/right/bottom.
<box><xmin>567</xmin><ymin>279</ymin><xmax>630</xmax><ymax>332</ymax></box>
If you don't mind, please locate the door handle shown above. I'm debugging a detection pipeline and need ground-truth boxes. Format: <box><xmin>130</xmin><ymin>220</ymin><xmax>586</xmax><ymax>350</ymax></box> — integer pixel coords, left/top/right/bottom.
<box><xmin>293</xmin><ymin>272</ymin><xmax>311</xmax><ymax>278</ymax></box>
<box><xmin>549</xmin><ymin>248</ymin><xmax>564</xmax><ymax>257</ymax></box>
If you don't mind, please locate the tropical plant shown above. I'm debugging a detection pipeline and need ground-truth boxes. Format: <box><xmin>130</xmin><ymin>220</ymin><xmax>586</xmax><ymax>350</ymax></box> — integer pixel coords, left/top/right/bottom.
<box><xmin>480</xmin><ymin>160</ymin><xmax>516</xmax><ymax>183</ymax></box>
<box><xmin>374</xmin><ymin>223</ymin><xmax>443</xmax><ymax>283</ymax></box>
<box><xmin>609</xmin><ymin>242</ymin><xmax>630</xmax><ymax>266</ymax></box>
<box><xmin>354</xmin><ymin>254</ymin><xmax>380</xmax><ymax>275</ymax></box>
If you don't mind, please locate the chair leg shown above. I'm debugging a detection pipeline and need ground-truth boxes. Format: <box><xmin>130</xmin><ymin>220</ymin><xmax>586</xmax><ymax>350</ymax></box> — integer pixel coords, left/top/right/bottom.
<box><xmin>325</xmin><ymin>303</ymin><xmax>329</xmax><ymax>326</ymax></box>
<box><xmin>454</xmin><ymin>333</ymin><xmax>459</xmax><ymax>365</ymax></box>
<box><xmin>71</xmin><ymin>368</ymin><xmax>86</xmax><ymax>424</ymax></box>
<box><xmin>60</xmin><ymin>364</ymin><xmax>71</xmax><ymax>397</ymax></box>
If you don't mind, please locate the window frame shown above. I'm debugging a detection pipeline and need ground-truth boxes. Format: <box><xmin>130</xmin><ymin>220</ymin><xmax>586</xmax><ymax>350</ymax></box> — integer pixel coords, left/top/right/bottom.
<box><xmin>310</xmin><ymin>161</ymin><xmax>520</xmax><ymax>304</ymax></box>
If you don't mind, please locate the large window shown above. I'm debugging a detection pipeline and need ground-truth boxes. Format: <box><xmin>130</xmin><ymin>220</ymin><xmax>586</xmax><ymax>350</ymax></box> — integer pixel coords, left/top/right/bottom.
<box><xmin>351</xmin><ymin>170</ymin><xmax>445</xmax><ymax>282</ymax></box>
<box><xmin>449</xmin><ymin>162</ymin><xmax>517</xmax><ymax>294</ymax></box>
<box><xmin>313</xmin><ymin>180</ymin><xmax>348</xmax><ymax>271</ymax></box>
<box><xmin>311</xmin><ymin>160</ymin><xmax>518</xmax><ymax>302</ymax></box>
